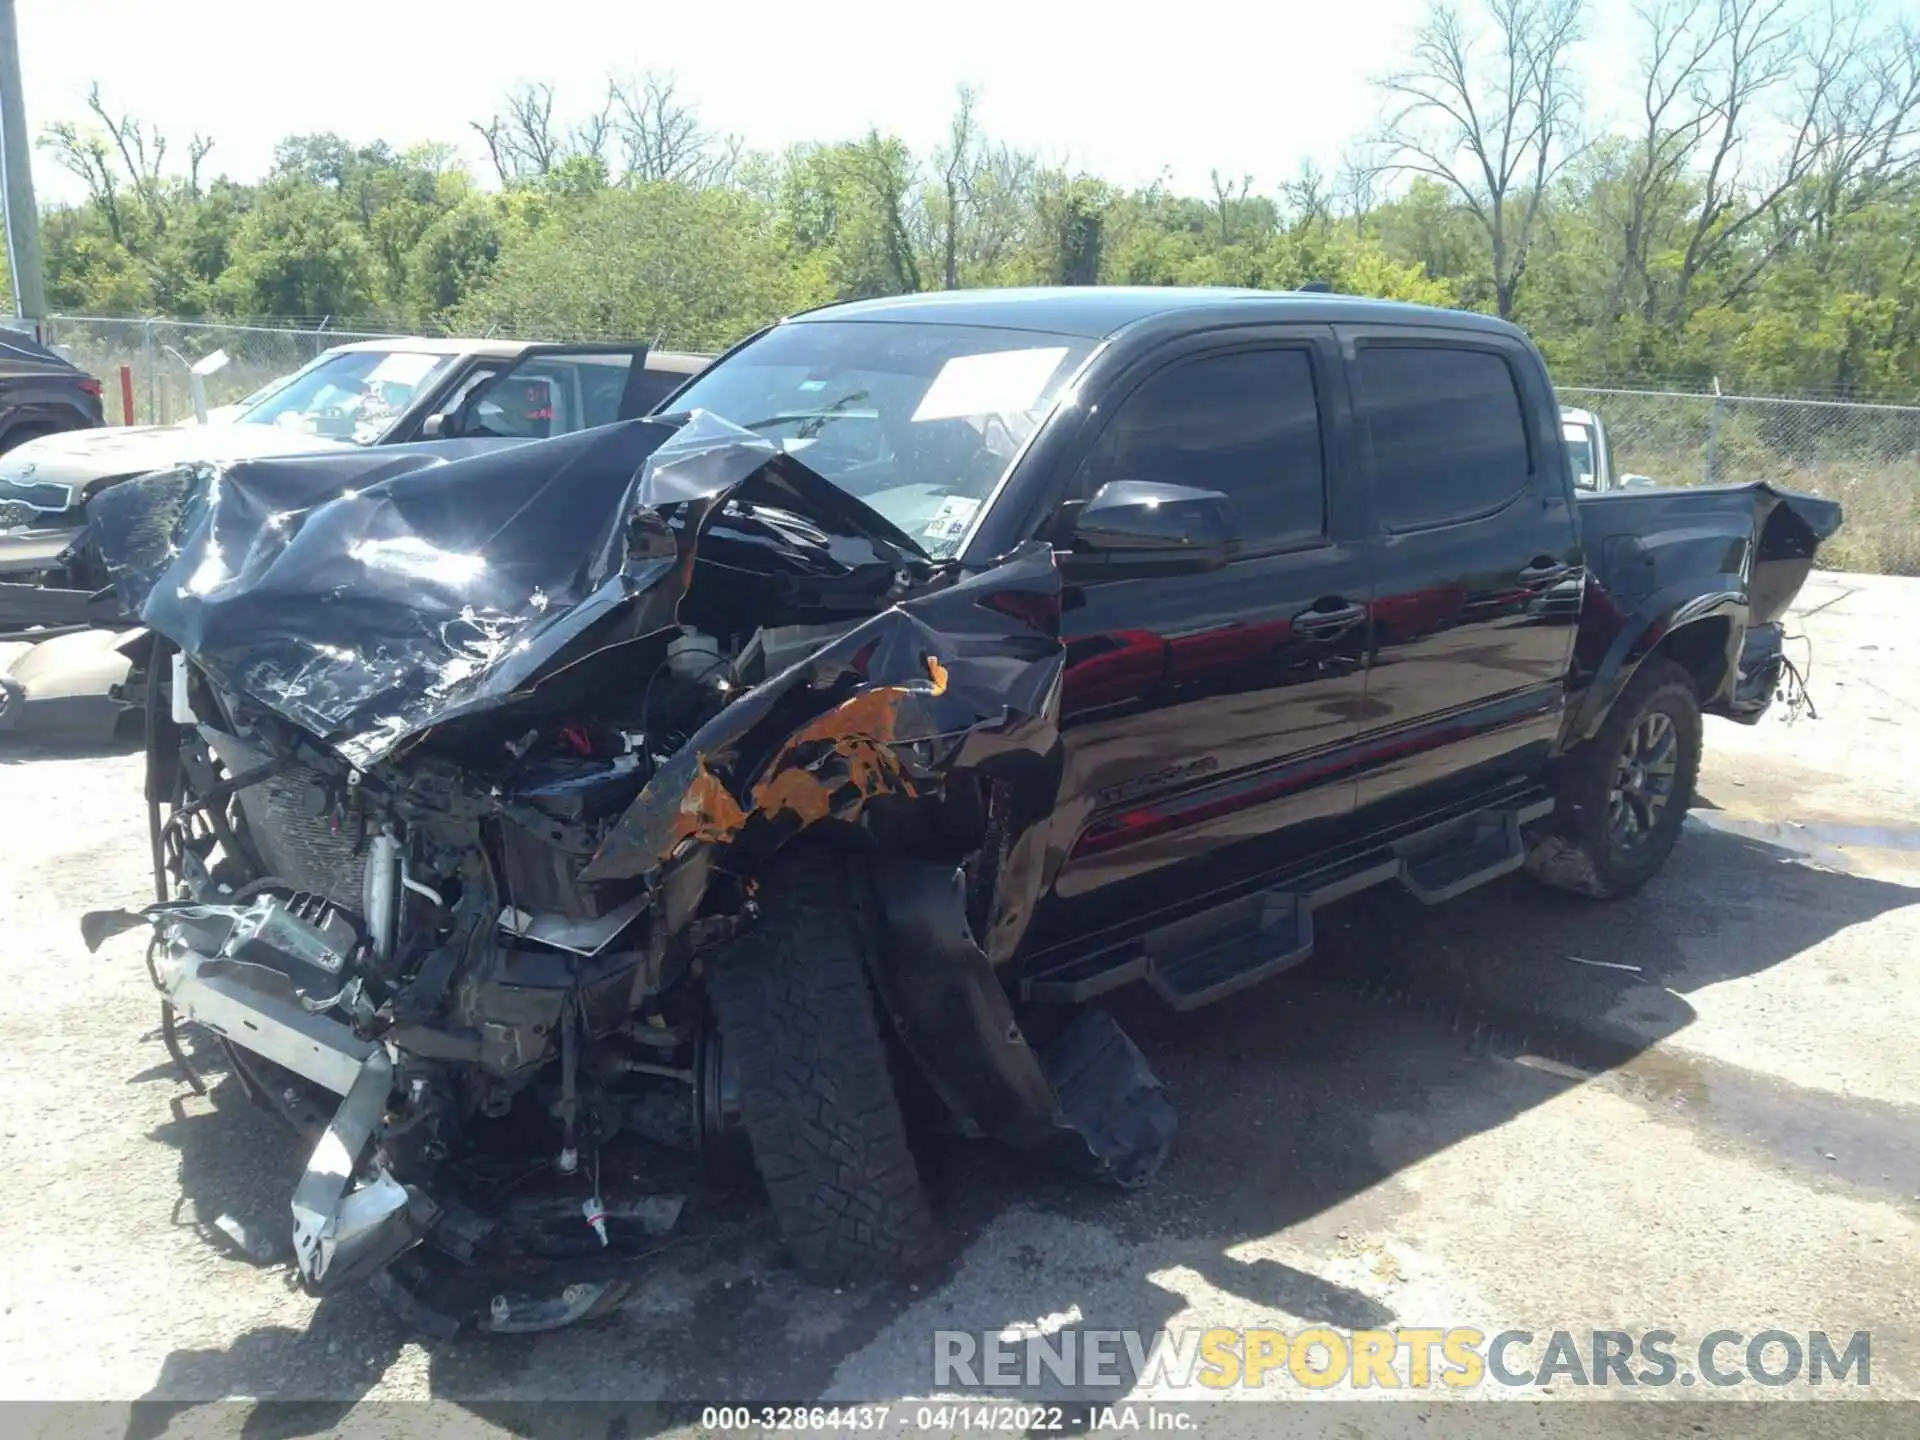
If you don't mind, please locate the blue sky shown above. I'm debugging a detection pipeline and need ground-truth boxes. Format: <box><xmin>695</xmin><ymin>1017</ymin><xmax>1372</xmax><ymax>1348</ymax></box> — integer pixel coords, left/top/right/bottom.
<box><xmin>24</xmin><ymin>0</ymin><xmax>1650</xmax><ymax>204</ymax></box>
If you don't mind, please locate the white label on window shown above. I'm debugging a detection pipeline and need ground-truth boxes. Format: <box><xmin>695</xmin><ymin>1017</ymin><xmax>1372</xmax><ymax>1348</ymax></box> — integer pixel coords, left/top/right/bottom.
<box><xmin>923</xmin><ymin>494</ymin><xmax>981</xmax><ymax>544</ymax></box>
<box><xmin>911</xmin><ymin>347</ymin><xmax>1068</xmax><ymax>422</ymax></box>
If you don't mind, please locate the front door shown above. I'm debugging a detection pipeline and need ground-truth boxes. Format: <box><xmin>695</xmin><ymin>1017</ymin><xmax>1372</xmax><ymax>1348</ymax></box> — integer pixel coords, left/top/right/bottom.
<box><xmin>1027</xmin><ymin>328</ymin><xmax>1372</xmax><ymax>952</ymax></box>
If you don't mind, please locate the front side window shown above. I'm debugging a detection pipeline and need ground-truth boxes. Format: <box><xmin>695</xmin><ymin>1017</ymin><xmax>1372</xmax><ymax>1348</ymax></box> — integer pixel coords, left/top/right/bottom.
<box><xmin>664</xmin><ymin>320</ymin><xmax>1095</xmax><ymax>559</ymax></box>
<box><xmin>459</xmin><ymin>353</ymin><xmax>643</xmax><ymax>439</ymax></box>
<box><xmin>238</xmin><ymin>349</ymin><xmax>457</xmax><ymax>445</ymax></box>
<box><xmin>1357</xmin><ymin>346</ymin><xmax>1532</xmax><ymax>530</ymax></box>
<box><xmin>1080</xmin><ymin>347</ymin><xmax>1327</xmax><ymax>549</ymax></box>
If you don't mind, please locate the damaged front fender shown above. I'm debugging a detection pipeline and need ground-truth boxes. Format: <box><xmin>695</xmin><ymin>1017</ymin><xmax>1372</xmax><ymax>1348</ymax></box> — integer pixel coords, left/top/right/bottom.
<box><xmin>582</xmin><ymin>541</ymin><xmax>1067</xmax><ymax>889</ymax></box>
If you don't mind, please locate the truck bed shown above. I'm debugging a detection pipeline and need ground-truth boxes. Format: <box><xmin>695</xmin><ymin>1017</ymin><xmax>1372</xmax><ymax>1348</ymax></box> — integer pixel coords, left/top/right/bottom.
<box><xmin>1577</xmin><ymin>481</ymin><xmax>1843</xmax><ymax>627</ymax></box>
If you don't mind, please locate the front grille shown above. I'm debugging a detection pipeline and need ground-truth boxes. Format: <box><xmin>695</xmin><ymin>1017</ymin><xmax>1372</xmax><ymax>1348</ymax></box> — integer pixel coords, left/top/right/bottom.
<box><xmin>0</xmin><ymin>480</ymin><xmax>78</xmax><ymax>511</ymax></box>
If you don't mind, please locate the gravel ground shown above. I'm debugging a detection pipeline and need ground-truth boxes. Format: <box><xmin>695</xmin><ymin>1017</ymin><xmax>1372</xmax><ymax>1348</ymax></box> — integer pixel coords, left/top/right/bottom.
<box><xmin>1</xmin><ymin>570</ymin><xmax>1916</xmax><ymax>1434</ymax></box>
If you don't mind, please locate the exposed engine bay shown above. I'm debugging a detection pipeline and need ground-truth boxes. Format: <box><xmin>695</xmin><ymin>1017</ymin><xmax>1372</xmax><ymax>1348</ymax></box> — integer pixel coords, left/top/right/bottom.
<box><xmin>79</xmin><ymin>412</ymin><xmax>1174</xmax><ymax>1334</ymax></box>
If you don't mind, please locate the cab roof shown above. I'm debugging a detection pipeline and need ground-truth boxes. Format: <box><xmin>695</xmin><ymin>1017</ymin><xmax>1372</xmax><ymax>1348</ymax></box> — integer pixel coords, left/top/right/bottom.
<box><xmin>325</xmin><ymin>336</ymin><xmax>712</xmax><ymax>371</ymax></box>
<box><xmin>788</xmin><ymin>286</ymin><xmax>1522</xmax><ymax>341</ymax></box>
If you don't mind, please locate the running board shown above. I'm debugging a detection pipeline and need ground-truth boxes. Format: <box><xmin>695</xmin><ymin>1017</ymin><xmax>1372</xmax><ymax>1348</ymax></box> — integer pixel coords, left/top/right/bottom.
<box><xmin>1395</xmin><ymin>805</ymin><xmax>1533</xmax><ymax>905</ymax></box>
<box><xmin>1024</xmin><ymin>794</ymin><xmax>1554</xmax><ymax>1012</ymax></box>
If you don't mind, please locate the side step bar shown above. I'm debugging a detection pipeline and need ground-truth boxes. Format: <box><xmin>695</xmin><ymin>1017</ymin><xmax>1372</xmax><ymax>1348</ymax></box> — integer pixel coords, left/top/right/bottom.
<box><xmin>1024</xmin><ymin>794</ymin><xmax>1554</xmax><ymax>1012</ymax></box>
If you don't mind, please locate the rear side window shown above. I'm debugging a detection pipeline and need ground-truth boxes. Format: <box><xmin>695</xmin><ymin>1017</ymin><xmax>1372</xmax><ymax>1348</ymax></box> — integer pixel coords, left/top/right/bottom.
<box><xmin>1086</xmin><ymin>347</ymin><xmax>1326</xmax><ymax>548</ymax></box>
<box><xmin>1357</xmin><ymin>346</ymin><xmax>1531</xmax><ymax>530</ymax></box>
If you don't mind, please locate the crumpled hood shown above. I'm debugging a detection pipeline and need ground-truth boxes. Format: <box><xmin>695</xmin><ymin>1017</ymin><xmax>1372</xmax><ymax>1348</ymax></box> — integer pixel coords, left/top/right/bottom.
<box><xmin>0</xmin><ymin>420</ymin><xmax>356</xmax><ymax>500</ymax></box>
<box><xmin>87</xmin><ymin>411</ymin><xmax>931</xmax><ymax>767</ymax></box>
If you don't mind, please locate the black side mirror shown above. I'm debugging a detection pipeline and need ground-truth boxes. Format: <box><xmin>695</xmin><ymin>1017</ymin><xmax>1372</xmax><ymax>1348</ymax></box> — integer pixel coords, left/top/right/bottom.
<box><xmin>1066</xmin><ymin>480</ymin><xmax>1238</xmax><ymax>576</ymax></box>
<box><xmin>420</xmin><ymin>412</ymin><xmax>452</xmax><ymax>440</ymax></box>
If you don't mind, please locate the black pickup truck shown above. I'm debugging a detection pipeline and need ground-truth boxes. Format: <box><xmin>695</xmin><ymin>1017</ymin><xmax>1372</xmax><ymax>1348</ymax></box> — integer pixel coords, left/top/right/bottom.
<box><xmin>87</xmin><ymin>287</ymin><xmax>1840</xmax><ymax>1329</ymax></box>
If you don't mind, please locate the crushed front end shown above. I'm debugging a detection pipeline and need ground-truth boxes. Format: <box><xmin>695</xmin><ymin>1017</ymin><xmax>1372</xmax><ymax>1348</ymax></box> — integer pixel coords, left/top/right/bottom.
<box><xmin>82</xmin><ymin>413</ymin><xmax>1173</xmax><ymax>1330</ymax></box>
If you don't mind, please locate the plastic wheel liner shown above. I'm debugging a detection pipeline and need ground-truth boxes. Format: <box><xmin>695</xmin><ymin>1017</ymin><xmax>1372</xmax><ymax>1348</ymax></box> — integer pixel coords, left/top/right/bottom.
<box><xmin>78</xmin><ymin>410</ymin><xmax>1174</xmax><ymax>1332</ymax></box>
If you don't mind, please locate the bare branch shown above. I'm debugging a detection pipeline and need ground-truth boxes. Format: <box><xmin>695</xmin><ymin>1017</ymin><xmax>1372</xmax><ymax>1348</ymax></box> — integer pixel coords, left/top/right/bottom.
<box><xmin>37</xmin><ymin>119</ymin><xmax>125</xmax><ymax>242</ymax></box>
<box><xmin>187</xmin><ymin>134</ymin><xmax>214</xmax><ymax>197</ymax></box>
<box><xmin>610</xmin><ymin>72</ymin><xmax>725</xmax><ymax>186</ymax></box>
<box><xmin>1373</xmin><ymin>0</ymin><xmax>1585</xmax><ymax>317</ymax></box>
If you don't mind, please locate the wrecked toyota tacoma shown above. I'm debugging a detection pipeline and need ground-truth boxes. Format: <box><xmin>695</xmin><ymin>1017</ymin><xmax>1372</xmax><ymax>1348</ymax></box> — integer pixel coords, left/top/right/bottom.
<box><xmin>81</xmin><ymin>288</ymin><xmax>1841</xmax><ymax>1331</ymax></box>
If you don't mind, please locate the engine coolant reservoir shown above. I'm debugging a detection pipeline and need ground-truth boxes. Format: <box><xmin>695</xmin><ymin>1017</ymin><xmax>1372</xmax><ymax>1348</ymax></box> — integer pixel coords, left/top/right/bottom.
<box><xmin>666</xmin><ymin>629</ymin><xmax>727</xmax><ymax>683</ymax></box>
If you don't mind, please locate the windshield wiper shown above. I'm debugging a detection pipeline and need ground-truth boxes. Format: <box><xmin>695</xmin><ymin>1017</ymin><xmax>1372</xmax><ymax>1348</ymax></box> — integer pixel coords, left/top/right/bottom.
<box><xmin>740</xmin><ymin>389</ymin><xmax>871</xmax><ymax>439</ymax></box>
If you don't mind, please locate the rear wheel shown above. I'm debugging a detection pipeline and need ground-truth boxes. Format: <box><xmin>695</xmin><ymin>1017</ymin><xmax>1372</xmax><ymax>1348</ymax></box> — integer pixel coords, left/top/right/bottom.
<box><xmin>704</xmin><ymin>848</ymin><xmax>938</xmax><ymax>1281</ymax></box>
<box><xmin>1526</xmin><ymin>656</ymin><xmax>1702</xmax><ymax>899</ymax></box>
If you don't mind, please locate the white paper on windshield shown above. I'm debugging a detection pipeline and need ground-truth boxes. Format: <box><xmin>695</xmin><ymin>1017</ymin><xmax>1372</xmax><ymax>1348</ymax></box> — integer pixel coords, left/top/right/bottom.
<box><xmin>365</xmin><ymin>351</ymin><xmax>441</xmax><ymax>387</ymax></box>
<box><xmin>911</xmin><ymin>347</ymin><xmax>1068</xmax><ymax>423</ymax></box>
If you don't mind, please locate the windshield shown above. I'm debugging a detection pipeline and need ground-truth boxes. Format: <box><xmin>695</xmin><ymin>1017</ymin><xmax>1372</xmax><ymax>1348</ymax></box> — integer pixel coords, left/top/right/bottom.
<box><xmin>1564</xmin><ymin>421</ymin><xmax>1597</xmax><ymax>490</ymax></box>
<box><xmin>665</xmin><ymin>320</ymin><xmax>1095</xmax><ymax>558</ymax></box>
<box><xmin>237</xmin><ymin>349</ymin><xmax>457</xmax><ymax>444</ymax></box>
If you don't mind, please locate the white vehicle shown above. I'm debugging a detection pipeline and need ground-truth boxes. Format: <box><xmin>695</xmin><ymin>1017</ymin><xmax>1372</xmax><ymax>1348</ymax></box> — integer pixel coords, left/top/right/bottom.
<box><xmin>1562</xmin><ymin>405</ymin><xmax>1657</xmax><ymax>493</ymax></box>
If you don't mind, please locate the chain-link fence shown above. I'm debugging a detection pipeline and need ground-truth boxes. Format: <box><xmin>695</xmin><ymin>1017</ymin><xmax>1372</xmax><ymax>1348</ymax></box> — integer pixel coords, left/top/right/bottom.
<box><xmin>1559</xmin><ymin>386</ymin><xmax>1920</xmax><ymax>574</ymax></box>
<box><xmin>38</xmin><ymin>315</ymin><xmax>1920</xmax><ymax>574</ymax></box>
<box><xmin>45</xmin><ymin>316</ymin><xmax>404</xmax><ymax>428</ymax></box>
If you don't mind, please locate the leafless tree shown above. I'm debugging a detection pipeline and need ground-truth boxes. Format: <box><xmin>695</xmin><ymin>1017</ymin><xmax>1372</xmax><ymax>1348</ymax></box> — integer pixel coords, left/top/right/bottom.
<box><xmin>1794</xmin><ymin>12</ymin><xmax>1920</xmax><ymax>237</ymax></box>
<box><xmin>1595</xmin><ymin>0</ymin><xmax>1920</xmax><ymax>331</ymax></box>
<box><xmin>1375</xmin><ymin>0</ymin><xmax>1585</xmax><ymax>317</ymax></box>
<box><xmin>1664</xmin><ymin>0</ymin><xmax>1821</xmax><ymax>318</ymax></box>
<box><xmin>471</xmin><ymin>82</ymin><xmax>562</xmax><ymax>183</ymax></box>
<box><xmin>40</xmin><ymin>121</ymin><xmax>124</xmax><ymax>241</ymax></box>
<box><xmin>470</xmin><ymin>82</ymin><xmax>617</xmax><ymax>184</ymax></box>
<box><xmin>1333</xmin><ymin>143</ymin><xmax>1387</xmax><ymax>235</ymax></box>
<box><xmin>924</xmin><ymin>86</ymin><xmax>1040</xmax><ymax>288</ymax></box>
<box><xmin>935</xmin><ymin>85</ymin><xmax>982</xmax><ymax>289</ymax></box>
<box><xmin>1587</xmin><ymin>0</ymin><xmax>1729</xmax><ymax>334</ymax></box>
<box><xmin>609</xmin><ymin>72</ymin><xmax>736</xmax><ymax>187</ymax></box>
<box><xmin>38</xmin><ymin>86</ymin><xmax>210</xmax><ymax>240</ymax></box>
<box><xmin>1281</xmin><ymin>159</ymin><xmax>1332</xmax><ymax>229</ymax></box>
<box><xmin>185</xmin><ymin>134</ymin><xmax>215</xmax><ymax>197</ymax></box>
<box><xmin>1209</xmin><ymin>169</ymin><xmax>1255</xmax><ymax>244</ymax></box>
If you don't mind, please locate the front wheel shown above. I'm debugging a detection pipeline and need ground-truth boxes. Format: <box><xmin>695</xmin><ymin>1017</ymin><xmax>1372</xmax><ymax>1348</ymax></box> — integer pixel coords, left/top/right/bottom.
<box><xmin>704</xmin><ymin>848</ymin><xmax>939</xmax><ymax>1281</ymax></box>
<box><xmin>1526</xmin><ymin>655</ymin><xmax>1702</xmax><ymax>900</ymax></box>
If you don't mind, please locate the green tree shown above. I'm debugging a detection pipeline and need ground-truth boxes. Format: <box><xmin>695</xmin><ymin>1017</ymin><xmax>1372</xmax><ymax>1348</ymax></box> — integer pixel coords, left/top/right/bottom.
<box><xmin>216</xmin><ymin>183</ymin><xmax>376</xmax><ymax>319</ymax></box>
<box><xmin>451</xmin><ymin>183</ymin><xmax>827</xmax><ymax>348</ymax></box>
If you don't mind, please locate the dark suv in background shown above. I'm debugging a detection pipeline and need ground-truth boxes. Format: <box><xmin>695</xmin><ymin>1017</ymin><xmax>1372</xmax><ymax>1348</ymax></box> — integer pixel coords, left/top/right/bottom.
<box><xmin>0</xmin><ymin>329</ymin><xmax>104</xmax><ymax>470</ymax></box>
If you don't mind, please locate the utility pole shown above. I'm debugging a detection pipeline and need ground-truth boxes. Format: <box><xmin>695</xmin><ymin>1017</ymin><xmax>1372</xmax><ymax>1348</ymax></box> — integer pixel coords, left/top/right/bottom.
<box><xmin>0</xmin><ymin>0</ymin><xmax>47</xmax><ymax>330</ymax></box>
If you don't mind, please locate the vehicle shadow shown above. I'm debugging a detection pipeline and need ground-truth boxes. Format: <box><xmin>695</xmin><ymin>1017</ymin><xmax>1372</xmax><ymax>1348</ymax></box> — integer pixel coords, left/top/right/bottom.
<box><xmin>0</xmin><ymin>730</ymin><xmax>144</xmax><ymax>765</ymax></box>
<box><xmin>124</xmin><ymin>815</ymin><xmax>1920</xmax><ymax>1424</ymax></box>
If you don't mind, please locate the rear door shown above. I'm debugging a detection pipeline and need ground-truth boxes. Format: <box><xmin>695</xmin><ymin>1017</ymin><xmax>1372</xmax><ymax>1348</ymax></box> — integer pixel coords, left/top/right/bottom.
<box><xmin>1339</xmin><ymin>326</ymin><xmax>1581</xmax><ymax>816</ymax></box>
<box><xmin>1028</xmin><ymin>325</ymin><xmax>1373</xmax><ymax>948</ymax></box>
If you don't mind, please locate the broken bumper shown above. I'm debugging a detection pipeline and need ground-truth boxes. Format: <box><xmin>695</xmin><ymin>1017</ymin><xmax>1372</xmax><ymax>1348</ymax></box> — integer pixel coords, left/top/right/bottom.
<box><xmin>0</xmin><ymin>521</ymin><xmax>85</xmax><ymax>585</ymax></box>
<box><xmin>1723</xmin><ymin>621</ymin><xmax>1790</xmax><ymax>723</ymax></box>
<box><xmin>149</xmin><ymin>935</ymin><xmax>432</xmax><ymax>1294</ymax></box>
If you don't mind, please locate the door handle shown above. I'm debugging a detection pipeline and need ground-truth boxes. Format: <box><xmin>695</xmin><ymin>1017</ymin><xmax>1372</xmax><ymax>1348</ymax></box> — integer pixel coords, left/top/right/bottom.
<box><xmin>1517</xmin><ymin>560</ymin><xmax>1573</xmax><ymax>586</ymax></box>
<box><xmin>1293</xmin><ymin>601</ymin><xmax>1366</xmax><ymax>637</ymax></box>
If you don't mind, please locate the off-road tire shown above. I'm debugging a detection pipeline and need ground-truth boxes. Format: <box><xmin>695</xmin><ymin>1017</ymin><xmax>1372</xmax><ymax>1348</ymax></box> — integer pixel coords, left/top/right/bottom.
<box><xmin>705</xmin><ymin>848</ymin><xmax>938</xmax><ymax>1281</ymax></box>
<box><xmin>1526</xmin><ymin>655</ymin><xmax>1702</xmax><ymax>900</ymax></box>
